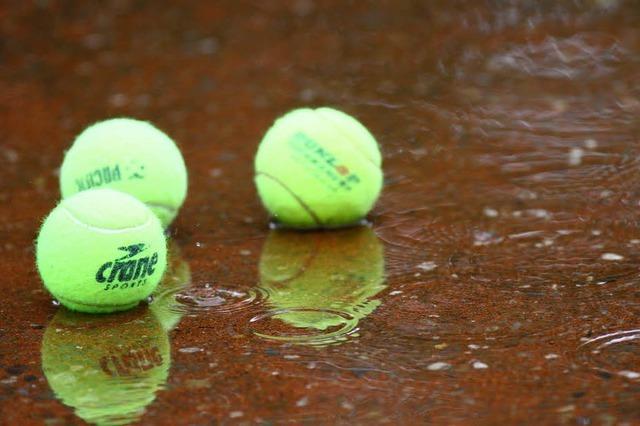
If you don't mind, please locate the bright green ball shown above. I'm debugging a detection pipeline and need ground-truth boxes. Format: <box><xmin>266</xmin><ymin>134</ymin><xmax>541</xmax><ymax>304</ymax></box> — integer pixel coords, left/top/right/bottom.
<box><xmin>259</xmin><ymin>227</ymin><xmax>386</xmax><ymax>331</ymax></box>
<box><xmin>60</xmin><ymin>118</ymin><xmax>188</xmax><ymax>227</ymax></box>
<box><xmin>36</xmin><ymin>188</ymin><xmax>167</xmax><ymax>313</ymax></box>
<box><xmin>254</xmin><ymin>107</ymin><xmax>383</xmax><ymax>229</ymax></box>
<box><xmin>41</xmin><ymin>308</ymin><xmax>170</xmax><ymax>425</ymax></box>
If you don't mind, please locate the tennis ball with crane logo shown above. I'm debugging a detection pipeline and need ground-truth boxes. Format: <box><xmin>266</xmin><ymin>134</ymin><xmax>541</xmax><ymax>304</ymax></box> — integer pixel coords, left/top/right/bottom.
<box><xmin>96</xmin><ymin>243</ymin><xmax>160</xmax><ymax>291</ymax></box>
<box><xmin>36</xmin><ymin>189</ymin><xmax>167</xmax><ymax>313</ymax></box>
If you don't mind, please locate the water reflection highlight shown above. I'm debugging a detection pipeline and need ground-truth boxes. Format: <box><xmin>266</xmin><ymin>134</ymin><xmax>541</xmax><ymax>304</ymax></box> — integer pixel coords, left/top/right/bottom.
<box><xmin>252</xmin><ymin>226</ymin><xmax>386</xmax><ymax>346</ymax></box>
<box><xmin>41</xmin><ymin>308</ymin><xmax>170</xmax><ymax>425</ymax></box>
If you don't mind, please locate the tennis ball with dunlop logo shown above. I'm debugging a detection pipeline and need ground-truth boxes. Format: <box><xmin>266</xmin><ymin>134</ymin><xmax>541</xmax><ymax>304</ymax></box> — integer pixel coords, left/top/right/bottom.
<box><xmin>254</xmin><ymin>107</ymin><xmax>383</xmax><ymax>229</ymax></box>
<box><xmin>59</xmin><ymin>118</ymin><xmax>188</xmax><ymax>227</ymax></box>
<box><xmin>36</xmin><ymin>188</ymin><xmax>167</xmax><ymax>313</ymax></box>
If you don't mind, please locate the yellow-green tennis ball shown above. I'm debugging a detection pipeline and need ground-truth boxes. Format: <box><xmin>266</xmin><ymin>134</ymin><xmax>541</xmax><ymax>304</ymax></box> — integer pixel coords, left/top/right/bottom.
<box><xmin>259</xmin><ymin>227</ymin><xmax>386</xmax><ymax>331</ymax></box>
<box><xmin>60</xmin><ymin>118</ymin><xmax>188</xmax><ymax>227</ymax></box>
<box><xmin>254</xmin><ymin>107</ymin><xmax>383</xmax><ymax>229</ymax></box>
<box><xmin>41</xmin><ymin>308</ymin><xmax>170</xmax><ymax>425</ymax></box>
<box><xmin>36</xmin><ymin>188</ymin><xmax>167</xmax><ymax>313</ymax></box>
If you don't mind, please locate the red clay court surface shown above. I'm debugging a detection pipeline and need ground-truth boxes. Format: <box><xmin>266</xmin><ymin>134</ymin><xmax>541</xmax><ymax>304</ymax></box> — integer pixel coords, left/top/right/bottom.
<box><xmin>1</xmin><ymin>1</ymin><xmax>640</xmax><ymax>425</ymax></box>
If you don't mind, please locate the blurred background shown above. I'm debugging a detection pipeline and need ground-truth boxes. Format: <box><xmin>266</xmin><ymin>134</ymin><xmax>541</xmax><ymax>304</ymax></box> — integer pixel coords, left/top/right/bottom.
<box><xmin>1</xmin><ymin>1</ymin><xmax>640</xmax><ymax>424</ymax></box>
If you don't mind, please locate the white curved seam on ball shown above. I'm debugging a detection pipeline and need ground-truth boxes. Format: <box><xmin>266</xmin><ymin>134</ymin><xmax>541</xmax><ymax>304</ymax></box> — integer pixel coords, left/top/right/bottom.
<box><xmin>61</xmin><ymin>207</ymin><xmax>154</xmax><ymax>233</ymax></box>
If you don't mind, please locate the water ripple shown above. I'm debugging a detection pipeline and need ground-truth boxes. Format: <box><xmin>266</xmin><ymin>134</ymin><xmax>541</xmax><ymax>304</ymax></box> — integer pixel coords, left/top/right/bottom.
<box><xmin>577</xmin><ymin>329</ymin><xmax>640</xmax><ymax>380</ymax></box>
<box><xmin>487</xmin><ymin>34</ymin><xmax>627</xmax><ymax>80</ymax></box>
<box><xmin>249</xmin><ymin>308</ymin><xmax>359</xmax><ymax>346</ymax></box>
<box><xmin>174</xmin><ymin>284</ymin><xmax>268</xmax><ymax>314</ymax></box>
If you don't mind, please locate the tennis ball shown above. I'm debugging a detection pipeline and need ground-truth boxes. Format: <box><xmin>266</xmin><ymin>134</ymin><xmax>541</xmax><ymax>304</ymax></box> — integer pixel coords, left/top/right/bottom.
<box><xmin>259</xmin><ymin>227</ymin><xmax>386</xmax><ymax>331</ymax></box>
<box><xmin>41</xmin><ymin>307</ymin><xmax>170</xmax><ymax>425</ymax></box>
<box><xmin>149</xmin><ymin>242</ymin><xmax>191</xmax><ymax>332</ymax></box>
<box><xmin>254</xmin><ymin>107</ymin><xmax>383</xmax><ymax>229</ymax></box>
<box><xmin>36</xmin><ymin>188</ymin><xmax>167</xmax><ymax>313</ymax></box>
<box><xmin>60</xmin><ymin>118</ymin><xmax>188</xmax><ymax>227</ymax></box>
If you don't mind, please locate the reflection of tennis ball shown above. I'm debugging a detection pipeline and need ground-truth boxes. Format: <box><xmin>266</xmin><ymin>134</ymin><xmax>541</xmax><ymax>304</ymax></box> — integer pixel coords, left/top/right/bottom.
<box><xmin>36</xmin><ymin>189</ymin><xmax>167</xmax><ymax>313</ymax></box>
<box><xmin>259</xmin><ymin>227</ymin><xmax>386</xmax><ymax>329</ymax></box>
<box><xmin>60</xmin><ymin>118</ymin><xmax>188</xmax><ymax>227</ymax></box>
<box><xmin>41</xmin><ymin>308</ymin><xmax>170</xmax><ymax>425</ymax></box>
<box><xmin>149</xmin><ymin>242</ymin><xmax>191</xmax><ymax>332</ymax></box>
<box><xmin>254</xmin><ymin>107</ymin><xmax>383</xmax><ymax>229</ymax></box>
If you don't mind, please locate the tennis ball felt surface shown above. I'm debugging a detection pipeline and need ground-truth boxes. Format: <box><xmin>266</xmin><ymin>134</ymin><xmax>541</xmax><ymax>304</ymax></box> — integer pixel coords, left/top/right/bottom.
<box><xmin>254</xmin><ymin>107</ymin><xmax>383</xmax><ymax>229</ymax></box>
<box><xmin>60</xmin><ymin>118</ymin><xmax>188</xmax><ymax>227</ymax></box>
<box><xmin>42</xmin><ymin>308</ymin><xmax>170</xmax><ymax>425</ymax></box>
<box><xmin>259</xmin><ymin>227</ymin><xmax>386</xmax><ymax>331</ymax></box>
<box><xmin>36</xmin><ymin>188</ymin><xmax>167</xmax><ymax>313</ymax></box>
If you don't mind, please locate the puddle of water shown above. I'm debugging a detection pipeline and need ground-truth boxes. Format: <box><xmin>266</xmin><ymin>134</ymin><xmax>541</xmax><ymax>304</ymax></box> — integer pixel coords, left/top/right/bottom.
<box><xmin>41</xmin><ymin>308</ymin><xmax>170</xmax><ymax>426</ymax></box>
<box><xmin>250</xmin><ymin>227</ymin><xmax>386</xmax><ymax>346</ymax></box>
<box><xmin>486</xmin><ymin>34</ymin><xmax>627</xmax><ymax>80</ymax></box>
<box><xmin>250</xmin><ymin>308</ymin><xmax>359</xmax><ymax>346</ymax></box>
<box><xmin>150</xmin><ymin>241</ymin><xmax>268</xmax><ymax>318</ymax></box>
<box><xmin>174</xmin><ymin>284</ymin><xmax>266</xmax><ymax>313</ymax></box>
<box><xmin>577</xmin><ymin>329</ymin><xmax>640</xmax><ymax>380</ymax></box>
<box><xmin>149</xmin><ymin>242</ymin><xmax>192</xmax><ymax>331</ymax></box>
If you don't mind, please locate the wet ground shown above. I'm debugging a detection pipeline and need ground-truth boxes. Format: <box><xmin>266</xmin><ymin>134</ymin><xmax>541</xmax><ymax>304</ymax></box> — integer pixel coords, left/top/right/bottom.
<box><xmin>1</xmin><ymin>1</ymin><xmax>640</xmax><ymax>424</ymax></box>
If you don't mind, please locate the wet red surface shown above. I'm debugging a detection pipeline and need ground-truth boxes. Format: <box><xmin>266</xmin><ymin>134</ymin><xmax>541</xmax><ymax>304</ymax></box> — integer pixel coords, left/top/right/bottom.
<box><xmin>2</xmin><ymin>1</ymin><xmax>640</xmax><ymax>424</ymax></box>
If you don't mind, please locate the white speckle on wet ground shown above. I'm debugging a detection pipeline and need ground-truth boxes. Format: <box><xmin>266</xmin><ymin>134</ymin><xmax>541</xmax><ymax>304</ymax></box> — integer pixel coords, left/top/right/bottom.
<box><xmin>473</xmin><ymin>231</ymin><xmax>503</xmax><ymax>246</ymax></box>
<box><xmin>544</xmin><ymin>353</ymin><xmax>560</xmax><ymax>360</ymax></box>
<box><xmin>601</xmin><ymin>253</ymin><xmax>624</xmax><ymax>261</ymax></box>
<box><xmin>584</xmin><ymin>138</ymin><xmax>598</xmax><ymax>149</ymax></box>
<box><xmin>529</xmin><ymin>209</ymin><xmax>551</xmax><ymax>219</ymax></box>
<box><xmin>341</xmin><ymin>401</ymin><xmax>355</xmax><ymax>410</ymax></box>
<box><xmin>483</xmin><ymin>207</ymin><xmax>499</xmax><ymax>218</ymax></box>
<box><xmin>178</xmin><ymin>347</ymin><xmax>203</xmax><ymax>353</ymax></box>
<box><xmin>229</xmin><ymin>411</ymin><xmax>244</xmax><ymax>418</ymax></box>
<box><xmin>557</xmin><ymin>404</ymin><xmax>575</xmax><ymax>413</ymax></box>
<box><xmin>0</xmin><ymin>377</ymin><xmax>17</xmax><ymax>385</ymax></box>
<box><xmin>427</xmin><ymin>362</ymin><xmax>451</xmax><ymax>371</ymax></box>
<box><xmin>416</xmin><ymin>261</ymin><xmax>437</xmax><ymax>271</ymax></box>
<box><xmin>472</xmin><ymin>361</ymin><xmax>489</xmax><ymax>369</ymax></box>
<box><xmin>619</xmin><ymin>371</ymin><xmax>640</xmax><ymax>379</ymax></box>
<box><xmin>296</xmin><ymin>396</ymin><xmax>309</xmax><ymax>407</ymax></box>
<box><xmin>509</xmin><ymin>230</ymin><xmax>544</xmax><ymax>240</ymax></box>
<box><xmin>568</xmin><ymin>147</ymin><xmax>584</xmax><ymax>166</ymax></box>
